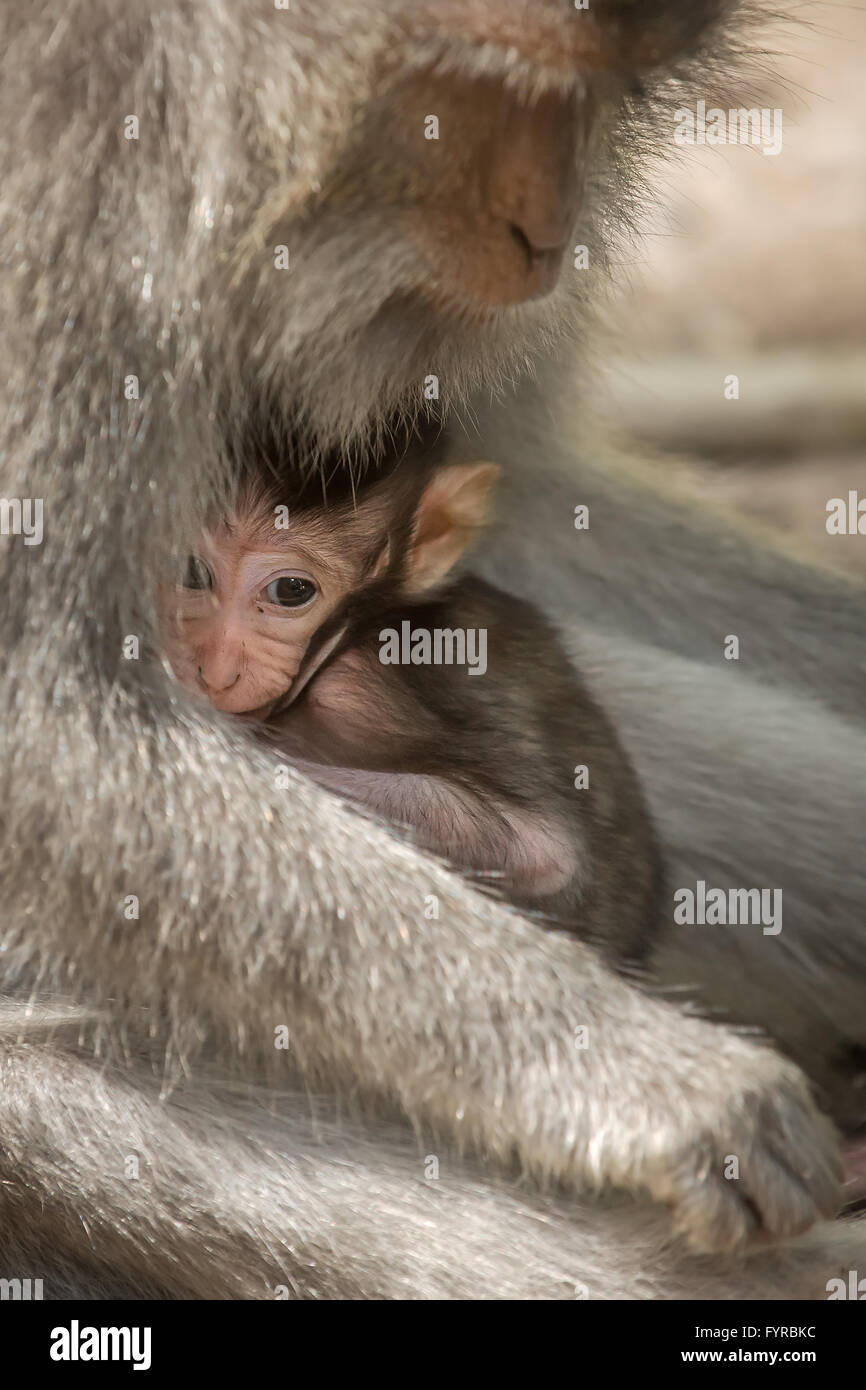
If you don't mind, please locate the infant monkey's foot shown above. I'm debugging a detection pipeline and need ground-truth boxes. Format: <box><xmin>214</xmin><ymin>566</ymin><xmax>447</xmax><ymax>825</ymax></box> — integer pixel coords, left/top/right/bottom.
<box><xmin>646</xmin><ymin>1059</ymin><xmax>843</xmax><ymax>1253</ymax></box>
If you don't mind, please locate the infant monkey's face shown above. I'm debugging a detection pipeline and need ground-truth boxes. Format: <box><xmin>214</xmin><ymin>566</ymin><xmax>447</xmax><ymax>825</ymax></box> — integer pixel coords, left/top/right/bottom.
<box><xmin>164</xmin><ymin>461</ymin><xmax>499</xmax><ymax>717</ymax></box>
<box><xmin>165</xmin><ymin>505</ymin><xmax>363</xmax><ymax>717</ymax></box>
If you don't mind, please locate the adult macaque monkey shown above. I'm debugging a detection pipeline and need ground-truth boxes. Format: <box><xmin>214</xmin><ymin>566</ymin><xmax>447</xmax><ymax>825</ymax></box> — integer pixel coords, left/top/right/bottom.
<box><xmin>1</xmin><ymin>0</ymin><xmax>865</xmax><ymax>1299</ymax></box>
<box><xmin>164</xmin><ymin>455</ymin><xmax>661</xmax><ymax>943</ymax></box>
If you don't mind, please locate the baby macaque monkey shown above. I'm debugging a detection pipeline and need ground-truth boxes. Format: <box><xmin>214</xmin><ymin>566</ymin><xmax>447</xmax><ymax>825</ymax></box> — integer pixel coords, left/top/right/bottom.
<box><xmin>165</xmin><ymin>457</ymin><xmax>661</xmax><ymax>955</ymax></box>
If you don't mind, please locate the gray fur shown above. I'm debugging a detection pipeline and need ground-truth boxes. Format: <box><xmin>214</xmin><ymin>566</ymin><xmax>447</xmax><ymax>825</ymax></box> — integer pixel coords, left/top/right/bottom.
<box><xmin>0</xmin><ymin>0</ymin><xmax>863</xmax><ymax>1298</ymax></box>
<box><xmin>473</xmin><ymin>397</ymin><xmax>866</xmax><ymax>1121</ymax></box>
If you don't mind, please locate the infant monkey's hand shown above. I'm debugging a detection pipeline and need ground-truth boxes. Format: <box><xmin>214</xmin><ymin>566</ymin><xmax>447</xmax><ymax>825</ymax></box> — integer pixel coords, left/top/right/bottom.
<box><xmin>626</xmin><ymin>1043</ymin><xmax>842</xmax><ymax>1253</ymax></box>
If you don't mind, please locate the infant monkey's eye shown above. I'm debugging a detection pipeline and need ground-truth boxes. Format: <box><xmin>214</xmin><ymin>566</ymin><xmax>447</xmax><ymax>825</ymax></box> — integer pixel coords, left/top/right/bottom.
<box><xmin>263</xmin><ymin>576</ymin><xmax>317</xmax><ymax>608</ymax></box>
<box><xmin>183</xmin><ymin>555</ymin><xmax>213</xmax><ymax>591</ymax></box>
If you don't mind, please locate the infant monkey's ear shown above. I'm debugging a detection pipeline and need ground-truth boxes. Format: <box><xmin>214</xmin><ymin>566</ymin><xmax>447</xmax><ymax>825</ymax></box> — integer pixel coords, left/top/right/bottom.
<box><xmin>404</xmin><ymin>462</ymin><xmax>499</xmax><ymax>595</ymax></box>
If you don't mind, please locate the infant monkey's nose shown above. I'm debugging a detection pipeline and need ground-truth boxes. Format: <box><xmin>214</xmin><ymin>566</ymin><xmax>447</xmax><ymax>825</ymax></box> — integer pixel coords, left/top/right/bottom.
<box><xmin>198</xmin><ymin>666</ymin><xmax>241</xmax><ymax>695</ymax></box>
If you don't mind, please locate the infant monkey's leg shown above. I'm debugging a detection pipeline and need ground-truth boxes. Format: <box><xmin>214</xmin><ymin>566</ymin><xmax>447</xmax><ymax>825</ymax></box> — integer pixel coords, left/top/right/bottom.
<box><xmin>286</xmin><ymin>758</ymin><xmax>580</xmax><ymax>900</ymax></box>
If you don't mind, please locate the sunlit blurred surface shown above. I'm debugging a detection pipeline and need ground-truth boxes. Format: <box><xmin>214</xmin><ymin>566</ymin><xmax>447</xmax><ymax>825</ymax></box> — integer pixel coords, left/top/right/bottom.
<box><xmin>596</xmin><ymin>3</ymin><xmax>866</xmax><ymax>574</ymax></box>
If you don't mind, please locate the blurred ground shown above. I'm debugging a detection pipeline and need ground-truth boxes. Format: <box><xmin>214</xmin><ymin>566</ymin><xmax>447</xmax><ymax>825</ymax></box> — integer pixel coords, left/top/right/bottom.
<box><xmin>596</xmin><ymin>1</ymin><xmax>866</xmax><ymax>575</ymax></box>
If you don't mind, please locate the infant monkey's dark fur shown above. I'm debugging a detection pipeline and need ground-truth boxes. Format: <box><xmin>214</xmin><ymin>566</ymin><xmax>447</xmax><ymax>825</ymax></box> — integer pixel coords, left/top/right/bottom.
<box><xmin>171</xmin><ymin>448</ymin><xmax>662</xmax><ymax>956</ymax></box>
<box><xmin>280</xmin><ymin>566</ymin><xmax>662</xmax><ymax>957</ymax></box>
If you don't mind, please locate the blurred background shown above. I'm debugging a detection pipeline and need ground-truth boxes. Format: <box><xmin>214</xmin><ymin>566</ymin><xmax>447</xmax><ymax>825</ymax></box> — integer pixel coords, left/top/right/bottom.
<box><xmin>596</xmin><ymin>1</ymin><xmax>866</xmax><ymax>575</ymax></box>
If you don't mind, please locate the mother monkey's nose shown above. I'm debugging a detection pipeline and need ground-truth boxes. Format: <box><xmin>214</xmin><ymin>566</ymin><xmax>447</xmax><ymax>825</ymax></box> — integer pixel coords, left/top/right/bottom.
<box><xmin>378</xmin><ymin>70</ymin><xmax>590</xmax><ymax>307</ymax></box>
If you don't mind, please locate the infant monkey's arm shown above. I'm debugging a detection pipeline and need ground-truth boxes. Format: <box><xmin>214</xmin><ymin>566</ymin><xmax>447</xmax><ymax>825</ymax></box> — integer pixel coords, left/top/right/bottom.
<box><xmin>285</xmin><ymin>762</ymin><xmax>576</xmax><ymax>898</ymax></box>
<box><xmin>265</xmin><ymin>588</ymin><xmax>598</xmax><ymax>905</ymax></box>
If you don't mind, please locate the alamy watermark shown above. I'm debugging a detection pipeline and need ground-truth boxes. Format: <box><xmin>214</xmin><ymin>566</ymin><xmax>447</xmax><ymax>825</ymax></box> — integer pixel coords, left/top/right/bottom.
<box><xmin>674</xmin><ymin>101</ymin><xmax>783</xmax><ymax>157</ymax></box>
<box><xmin>827</xmin><ymin>1271</ymin><xmax>866</xmax><ymax>1300</ymax></box>
<box><xmin>826</xmin><ymin>491</ymin><xmax>866</xmax><ymax>535</ymax></box>
<box><xmin>379</xmin><ymin>621</ymin><xmax>487</xmax><ymax>676</ymax></box>
<box><xmin>0</xmin><ymin>1276</ymin><xmax>43</xmax><ymax>1300</ymax></box>
<box><xmin>674</xmin><ymin>880</ymin><xmax>783</xmax><ymax>936</ymax></box>
<box><xmin>0</xmin><ymin>497</ymin><xmax>43</xmax><ymax>545</ymax></box>
<box><xmin>50</xmin><ymin>1321</ymin><xmax>152</xmax><ymax>1371</ymax></box>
